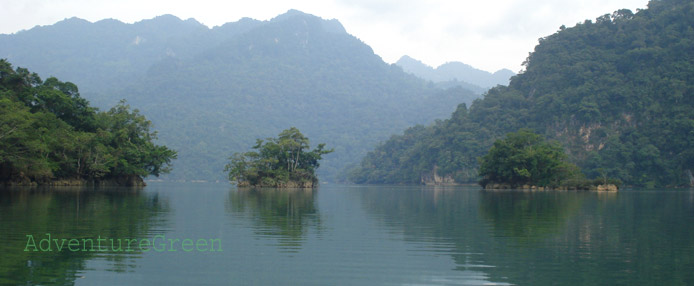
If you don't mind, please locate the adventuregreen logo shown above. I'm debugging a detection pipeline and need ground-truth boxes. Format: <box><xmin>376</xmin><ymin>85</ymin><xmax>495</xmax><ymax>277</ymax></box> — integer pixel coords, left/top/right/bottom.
<box><xmin>24</xmin><ymin>233</ymin><xmax>222</xmax><ymax>252</ymax></box>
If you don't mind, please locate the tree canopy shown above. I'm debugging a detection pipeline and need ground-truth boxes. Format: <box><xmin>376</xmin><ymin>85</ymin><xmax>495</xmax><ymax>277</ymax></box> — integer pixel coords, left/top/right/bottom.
<box><xmin>478</xmin><ymin>130</ymin><xmax>583</xmax><ymax>188</ymax></box>
<box><xmin>0</xmin><ymin>59</ymin><xmax>176</xmax><ymax>185</ymax></box>
<box><xmin>225</xmin><ymin>127</ymin><xmax>333</xmax><ymax>187</ymax></box>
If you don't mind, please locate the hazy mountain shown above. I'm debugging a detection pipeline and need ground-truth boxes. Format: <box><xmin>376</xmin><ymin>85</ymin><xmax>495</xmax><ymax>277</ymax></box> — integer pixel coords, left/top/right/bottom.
<box><xmin>0</xmin><ymin>14</ymin><xmax>263</xmax><ymax>106</ymax></box>
<box><xmin>395</xmin><ymin>55</ymin><xmax>515</xmax><ymax>93</ymax></box>
<box><xmin>0</xmin><ymin>10</ymin><xmax>478</xmax><ymax>181</ymax></box>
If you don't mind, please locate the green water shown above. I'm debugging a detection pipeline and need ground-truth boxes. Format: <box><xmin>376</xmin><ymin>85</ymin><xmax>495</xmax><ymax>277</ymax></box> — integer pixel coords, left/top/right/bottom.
<box><xmin>1</xmin><ymin>183</ymin><xmax>693</xmax><ymax>285</ymax></box>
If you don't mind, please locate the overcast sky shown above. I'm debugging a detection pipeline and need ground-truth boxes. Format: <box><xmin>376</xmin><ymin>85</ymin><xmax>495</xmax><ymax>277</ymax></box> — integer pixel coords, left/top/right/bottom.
<box><xmin>1</xmin><ymin>0</ymin><xmax>648</xmax><ymax>73</ymax></box>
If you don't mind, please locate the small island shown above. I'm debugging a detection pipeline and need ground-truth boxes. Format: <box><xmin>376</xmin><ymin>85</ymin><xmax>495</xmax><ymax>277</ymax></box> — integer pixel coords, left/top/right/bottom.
<box><xmin>225</xmin><ymin>127</ymin><xmax>333</xmax><ymax>188</ymax></box>
<box><xmin>478</xmin><ymin>129</ymin><xmax>619</xmax><ymax>191</ymax></box>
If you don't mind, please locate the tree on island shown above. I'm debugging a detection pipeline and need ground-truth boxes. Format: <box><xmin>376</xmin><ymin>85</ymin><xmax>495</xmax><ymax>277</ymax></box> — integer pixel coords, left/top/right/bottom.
<box><xmin>225</xmin><ymin>127</ymin><xmax>333</xmax><ymax>187</ymax></box>
<box><xmin>478</xmin><ymin>129</ymin><xmax>584</xmax><ymax>189</ymax></box>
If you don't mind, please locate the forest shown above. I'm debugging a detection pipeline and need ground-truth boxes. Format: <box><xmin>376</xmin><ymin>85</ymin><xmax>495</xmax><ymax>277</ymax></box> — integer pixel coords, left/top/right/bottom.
<box><xmin>349</xmin><ymin>0</ymin><xmax>694</xmax><ymax>187</ymax></box>
<box><xmin>0</xmin><ymin>60</ymin><xmax>176</xmax><ymax>185</ymax></box>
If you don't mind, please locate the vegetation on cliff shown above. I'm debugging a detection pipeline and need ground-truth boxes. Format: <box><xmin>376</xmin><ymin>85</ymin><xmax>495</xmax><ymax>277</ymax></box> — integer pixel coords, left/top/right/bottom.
<box><xmin>349</xmin><ymin>0</ymin><xmax>694</xmax><ymax>187</ymax></box>
<box><xmin>225</xmin><ymin>127</ymin><xmax>333</xmax><ymax>187</ymax></box>
<box><xmin>0</xmin><ymin>60</ymin><xmax>176</xmax><ymax>185</ymax></box>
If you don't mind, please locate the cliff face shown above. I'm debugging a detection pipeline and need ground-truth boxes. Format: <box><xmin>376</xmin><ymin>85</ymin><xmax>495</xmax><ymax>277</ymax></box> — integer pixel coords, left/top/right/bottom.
<box><xmin>420</xmin><ymin>166</ymin><xmax>457</xmax><ymax>186</ymax></box>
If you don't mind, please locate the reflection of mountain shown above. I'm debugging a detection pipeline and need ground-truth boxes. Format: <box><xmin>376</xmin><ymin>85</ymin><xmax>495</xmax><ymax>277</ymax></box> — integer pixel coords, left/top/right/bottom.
<box><xmin>0</xmin><ymin>186</ymin><xmax>169</xmax><ymax>285</ymax></box>
<box><xmin>479</xmin><ymin>191</ymin><xmax>694</xmax><ymax>285</ymax></box>
<box><xmin>356</xmin><ymin>186</ymin><xmax>694</xmax><ymax>285</ymax></box>
<box><xmin>479</xmin><ymin>190</ymin><xmax>584</xmax><ymax>243</ymax></box>
<box><xmin>226</xmin><ymin>188</ymin><xmax>320</xmax><ymax>251</ymax></box>
<box><xmin>355</xmin><ymin>187</ymin><xmax>591</xmax><ymax>285</ymax></box>
<box><xmin>354</xmin><ymin>185</ymin><xmax>511</xmax><ymax>285</ymax></box>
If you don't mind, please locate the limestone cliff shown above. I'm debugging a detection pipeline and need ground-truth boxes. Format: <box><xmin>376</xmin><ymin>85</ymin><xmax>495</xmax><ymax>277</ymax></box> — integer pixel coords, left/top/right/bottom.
<box><xmin>420</xmin><ymin>166</ymin><xmax>457</xmax><ymax>185</ymax></box>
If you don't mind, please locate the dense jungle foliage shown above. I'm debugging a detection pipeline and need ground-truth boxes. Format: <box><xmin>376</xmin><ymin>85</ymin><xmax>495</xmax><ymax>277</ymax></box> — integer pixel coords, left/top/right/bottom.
<box><xmin>350</xmin><ymin>0</ymin><xmax>694</xmax><ymax>187</ymax></box>
<box><xmin>225</xmin><ymin>127</ymin><xmax>332</xmax><ymax>187</ymax></box>
<box><xmin>477</xmin><ymin>130</ymin><xmax>583</xmax><ymax>188</ymax></box>
<box><xmin>0</xmin><ymin>60</ymin><xmax>176</xmax><ymax>184</ymax></box>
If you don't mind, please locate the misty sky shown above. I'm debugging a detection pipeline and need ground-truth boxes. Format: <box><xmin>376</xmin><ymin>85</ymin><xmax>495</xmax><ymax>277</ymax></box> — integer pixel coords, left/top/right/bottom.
<box><xmin>1</xmin><ymin>0</ymin><xmax>648</xmax><ymax>73</ymax></box>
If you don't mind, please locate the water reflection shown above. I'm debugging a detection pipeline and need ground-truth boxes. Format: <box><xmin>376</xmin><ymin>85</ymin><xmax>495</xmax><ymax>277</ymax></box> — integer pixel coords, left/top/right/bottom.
<box><xmin>354</xmin><ymin>185</ymin><xmax>512</xmax><ymax>285</ymax></box>
<box><xmin>479</xmin><ymin>190</ymin><xmax>585</xmax><ymax>243</ymax></box>
<box><xmin>225</xmin><ymin>188</ymin><xmax>320</xmax><ymax>252</ymax></box>
<box><xmin>479</xmin><ymin>190</ymin><xmax>694</xmax><ymax>285</ymax></box>
<box><xmin>0</xmin><ymin>186</ymin><xmax>169</xmax><ymax>286</ymax></box>
<box><xmin>4</xmin><ymin>183</ymin><xmax>694</xmax><ymax>285</ymax></box>
<box><xmin>352</xmin><ymin>186</ymin><xmax>672</xmax><ymax>285</ymax></box>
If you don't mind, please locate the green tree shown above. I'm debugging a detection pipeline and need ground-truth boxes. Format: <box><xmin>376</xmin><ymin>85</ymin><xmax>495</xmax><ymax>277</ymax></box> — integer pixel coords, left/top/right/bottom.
<box><xmin>0</xmin><ymin>60</ymin><xmax>176</xmax><ymax>185</ymax></box>
<box><xmin>225</xmin><ymin>127</ymin><xmax>333</xmax><ymax>187</ymax></box>
<box><xmin>478</xmin><ymin>129</ymin><xmax>582</xmax><ymax>188</ymax></box>
<box><xmin>97</xmin><ymin>101</ymin><xmax>177</xmax><ymax>178</ymax></box>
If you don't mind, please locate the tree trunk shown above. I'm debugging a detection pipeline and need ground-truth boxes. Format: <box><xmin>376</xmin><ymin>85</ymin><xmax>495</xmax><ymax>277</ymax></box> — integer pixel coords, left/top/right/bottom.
<box><xmin>687</xmin><ymin>169</ymin><xmax>694</xmax><ymax>187</ymax></box>
<box><xmin>294</xmin><ymin>151</ymin><xmax>300</xmax><ymax>172</ymax></box>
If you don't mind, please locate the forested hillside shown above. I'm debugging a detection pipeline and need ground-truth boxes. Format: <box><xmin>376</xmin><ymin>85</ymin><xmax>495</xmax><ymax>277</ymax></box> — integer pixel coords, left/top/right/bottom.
<box><xmin>0</xmin><ymin>10</ymin><xmax>479</xmax><ymax>181</ymax></box>
<box><xmin>0</xmin><ymin>60</ymin><xmax>176</xmax><ymax>185</ymax></box>
<box><xmin>350</xmin><ymin>0</ymin><xmax>694</xmax><ymax>187</ymax></box>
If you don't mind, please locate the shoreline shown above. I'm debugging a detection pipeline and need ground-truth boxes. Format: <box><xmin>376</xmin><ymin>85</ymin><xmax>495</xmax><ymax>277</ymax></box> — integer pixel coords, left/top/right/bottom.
<box><xmin>1</xmin><ymin>175</ymin><xmax>147</xmax><ymax>187</ymax></box>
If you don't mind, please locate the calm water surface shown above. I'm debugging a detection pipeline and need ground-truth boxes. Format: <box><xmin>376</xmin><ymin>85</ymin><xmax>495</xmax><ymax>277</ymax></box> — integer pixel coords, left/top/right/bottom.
<box><xmin>1</xmin><ymin>183</ymin><xmax>693</xmax><ymax>285</ymax></box>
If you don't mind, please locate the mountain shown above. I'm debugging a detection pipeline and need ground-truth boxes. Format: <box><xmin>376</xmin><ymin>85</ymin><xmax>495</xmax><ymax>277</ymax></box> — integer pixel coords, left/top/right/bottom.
<box><xmin>0</xmin><ymin>10</ymin><xmax>479</xmax><ymax>181</ymax></box>
<box><xmin>395</xmin><ymin>55</ymin><xmax>515</xmax><ymax>93</ymax></box>
<box><xmin>349</xmin><ymin>0</ymin><xmax>694</xmax><ymax>187</ymax></box>
<box><xmin>0</xmin><ymin>14</ymin><xmax>262</xmax><ymax>106</ymax></box>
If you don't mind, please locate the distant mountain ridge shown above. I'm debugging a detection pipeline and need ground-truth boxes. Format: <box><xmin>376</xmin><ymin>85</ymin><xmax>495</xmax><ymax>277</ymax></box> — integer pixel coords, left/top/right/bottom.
<box><xmin>0</xmin><ymin>14</ymin><xmax>263</xmax><ymax>102</ymax></box>
<box><xmin>0</xmin><ymin>10</ymin><xmax>479</xmax><ymax>181</ymax></box>
<box><xmin>396</xmin><ymin>55</ymin><xmax>515</xmax><ymax>93</ymax></box>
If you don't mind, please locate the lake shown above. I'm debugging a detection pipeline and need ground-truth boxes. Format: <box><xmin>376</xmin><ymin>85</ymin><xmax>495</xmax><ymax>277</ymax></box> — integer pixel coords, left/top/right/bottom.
<box><xmin>1</xmin><ymin>183</ymin><xmax>693</xmax><ymax>285</ymax></box>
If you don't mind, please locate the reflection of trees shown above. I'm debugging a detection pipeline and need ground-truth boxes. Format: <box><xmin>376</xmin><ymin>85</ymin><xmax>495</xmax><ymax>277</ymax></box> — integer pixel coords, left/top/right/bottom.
<box><xmin>356</xmin><ymin>186</ymin><xmax>479</xmax><ymax>239</ymax></box>
<box><xmin>226</xmin><ymin>188</ymin><xmax>320</xmax><ymax>251</ymax></box>
<box><xmin>355</xmin><ymin>185</ymin><xmax>509</xmax><ymax>284</ymax></box>
<box><xmin>358</xmin><ymin>186</ymin><xmax>694</xmax><ymax>285</ymax></box>
<box><xmin>480</xmin><ymin>191</ymin><xmax>694</xmax><ymax>285</ymax></box>
<box><xmin>0</xmin><ymin>186</ymin><xmax>169</xmax><ymax>285</ymax></box>
<box><xmin>355</xmin><ymin>186</ymin><xmax>585</xmax><ymax>285</ymax></box>
<box><xmin>479</xmin><ymin>190</ymin><xmax>584</xmax><ymax>243</ymax></box>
